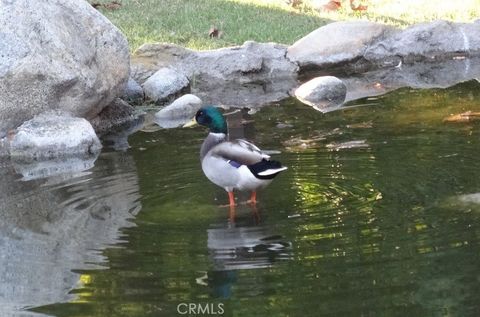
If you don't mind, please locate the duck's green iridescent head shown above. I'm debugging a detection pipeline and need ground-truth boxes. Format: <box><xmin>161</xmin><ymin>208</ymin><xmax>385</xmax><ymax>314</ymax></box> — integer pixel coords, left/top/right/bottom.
<box><xmin>195</xmin><ymin>106</ymin><xmax>227</xmax><ymax>134</ymax></box>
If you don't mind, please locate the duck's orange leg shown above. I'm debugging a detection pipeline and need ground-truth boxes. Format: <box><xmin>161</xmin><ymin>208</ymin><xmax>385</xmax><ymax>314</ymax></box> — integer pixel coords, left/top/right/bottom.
<box><xmin>228</xmin><ymin>191</ymin><xmax>236</xmax><ymax>224</ymax></box>
<box><xmin>228</xmin><ymin>191</ymin><xmax>235</xmax><ymax>206</ymax></box>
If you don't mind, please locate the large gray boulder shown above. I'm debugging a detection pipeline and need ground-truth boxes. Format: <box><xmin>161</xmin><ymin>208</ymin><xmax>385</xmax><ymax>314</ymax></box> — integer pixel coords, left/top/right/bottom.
<box><xmin>9</xmin><ymin>112</ymin><xmax>102</xmax><ymax>162</ymax></box>
<box><xmin>287</xmin><ymin>21</ymin><xmax>397</xmax><ymax>69</ymax></box>
<box><xmin>131</xmin><ymin>41</ymin><xmax>298</xmax><ymax>107</ymax></box>
<box><xmin>189</xmin><ymin>41</ymin><xmax>299</xmax><ymax>107</ymax></box>
<box><xmin>187</xmin><ymin>41</ymin><xmax>297</xmax><ymax>83</ymax></box>
<box><xmin>0</xmin><ymin>0</ymin><xmax>130</xmax><ymax>137</ymax></box>
<box><xmin>133</xmin><ymin>41</ymin><xmax>297</xmax><ymax>84</ymax></box>
<box><xmin>287</xmin><ymin>20</ymin><xmax>480</xmax><ymax>73</ymax></box>
<box><xmin>364</xmin><ymin>20</ymin><xmax>480</xmax><ymax>66</ymax></box>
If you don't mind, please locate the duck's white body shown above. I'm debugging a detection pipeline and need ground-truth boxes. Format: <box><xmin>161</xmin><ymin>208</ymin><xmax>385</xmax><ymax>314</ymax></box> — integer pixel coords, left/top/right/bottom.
<box><xmin>202</xmin><ymin>158</ymin><xmax>273</xmax><ymax>192</ymax></box>
<box><xmin>200</xmin><ymin>132</ymin><xmax>286</xmax><ymax>193</ymax></box>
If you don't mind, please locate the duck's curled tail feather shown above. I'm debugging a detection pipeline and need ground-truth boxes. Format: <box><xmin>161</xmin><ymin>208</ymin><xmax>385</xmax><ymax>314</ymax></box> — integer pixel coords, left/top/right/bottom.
<box><xmin>247</xmin><ymin>159</ymin><xmax>288</xmax><ymax>180</ymax></box>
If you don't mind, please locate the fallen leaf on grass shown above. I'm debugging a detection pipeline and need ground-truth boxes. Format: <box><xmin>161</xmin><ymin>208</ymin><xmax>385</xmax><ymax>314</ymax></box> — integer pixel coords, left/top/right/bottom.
<box><xmin>320</xmin><ymin>0</ymin><xmax>342</xmax><ymax>11</ymax></box>
<box><xmin>104</xmin><ymin>1</ymin><xmax>122</xmax><ymax>10</ymax></box>
<box><xmin>91</xmin><ymin>1</ymin><xmax>122</xmax><ymax>10</ymax></box>
<box><xmin>90</xmin><ymin>2</ymin><xmax>102</xmax><ymax>9</ymax></box>
<box><xmin>350</xmin><ymin>0</ymin><xmax>368</xmax><ymax>11</ymax></box>
<box><xmin>286</xmin><ymin>0</ymin><xmax>303</xmax><ymax>8</ymax></box>
<box><xmin>208</xmin><ymin>25</ymin><xmax>223</xmax><ymax>38</ymax></box>
<box><xmin>443</xmin><ymin>111</ymin><xmax>480</xmax><ymax>123</ymax></box>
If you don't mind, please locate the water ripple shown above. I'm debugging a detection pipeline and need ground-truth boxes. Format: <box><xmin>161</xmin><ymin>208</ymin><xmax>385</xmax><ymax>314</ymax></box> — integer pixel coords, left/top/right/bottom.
<box><xmin>0</xmin><ymin>151</ymin><xmax>142</xmax><ymax>313</ymax></box>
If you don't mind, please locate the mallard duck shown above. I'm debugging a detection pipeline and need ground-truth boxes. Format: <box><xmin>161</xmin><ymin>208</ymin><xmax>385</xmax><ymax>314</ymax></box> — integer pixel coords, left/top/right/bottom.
<box><xmin>184</xmin><ymin>106</ymin><xmax>287</xmax><ymax>206</ymax></box>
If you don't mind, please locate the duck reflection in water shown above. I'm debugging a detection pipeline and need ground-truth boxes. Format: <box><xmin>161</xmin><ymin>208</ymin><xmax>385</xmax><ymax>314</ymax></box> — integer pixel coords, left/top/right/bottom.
<box><xmin>197</xmin><ymin>204</ymin><xmax>291</xmax><ymax>299</ymax></box>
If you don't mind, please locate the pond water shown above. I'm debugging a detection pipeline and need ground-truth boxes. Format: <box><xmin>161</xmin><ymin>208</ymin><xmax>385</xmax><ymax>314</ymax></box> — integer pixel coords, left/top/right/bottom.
<box><xmin>3</xmin><ymin>80</ymin><xmax>480</xmax><ymax>316</ymax></box>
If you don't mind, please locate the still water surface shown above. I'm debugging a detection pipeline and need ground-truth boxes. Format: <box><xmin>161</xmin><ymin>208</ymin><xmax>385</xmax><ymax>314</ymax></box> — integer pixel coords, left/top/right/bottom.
<box><xmin>2</xmin><ymin>81</ymin><xmax>480</xmax><ymax>316</ymax></box>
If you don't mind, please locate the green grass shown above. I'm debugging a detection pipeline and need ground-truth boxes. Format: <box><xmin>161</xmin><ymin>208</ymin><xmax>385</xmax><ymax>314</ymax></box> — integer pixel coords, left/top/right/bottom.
<box><xmin>96</xmin><ymin>0</ymin><xmax>480</xmax><ymax>51</ymax></box>
<box><xmin>97</xmin><ymin>0</ymin><xmax>328</xmax><ymax>51</ymax></box>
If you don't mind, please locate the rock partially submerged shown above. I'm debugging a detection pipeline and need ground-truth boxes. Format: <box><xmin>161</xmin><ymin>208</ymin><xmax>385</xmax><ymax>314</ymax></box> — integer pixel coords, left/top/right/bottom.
<box><xmin>10</xmin><ymin>112</ymin><xmax>102</xmax><ymax>162</ymax></box>
<box><xmin>90</xmin><ymin>99</ymin><xmax>145</xmax><ymax>150</ymax></box>
<box><xmin>294</xmin><ymin>76</ymin><xmax>347</xmax><ymax>112</ymax></box>
<box><xmin>154</xmin><ymin>94</ymin><xmax>202</xmax><ymax>128</ymax></box>
<box><xmin>293</xmin><ymin>54</ymin><xmax>480</xmax><ymax>114</ymax></box>
<box><xmin>122</xmin><ymin>77</ymin><xmax>144</xmax><ymax>104</ymax></box>
<box><xmin>90</xmin><ymin>98</ymin><xmax>141</xmax><ymax>136</ymax></box>
<box><xmin>0</xmin><ymin>0</ymin><xmax>130</xmax><ymax>137</ymax></box>
<box><xmin>142</xmin><ymin>67</ymin><xmax>189</xmax><ymax>103</ymax></box>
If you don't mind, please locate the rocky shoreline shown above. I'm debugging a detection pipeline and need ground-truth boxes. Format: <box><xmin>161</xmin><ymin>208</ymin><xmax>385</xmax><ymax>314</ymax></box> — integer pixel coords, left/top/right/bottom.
<box><xmin>1</xmin><ymin>0</ymin><xmax>480</xmax><ymax>170</ymax></box>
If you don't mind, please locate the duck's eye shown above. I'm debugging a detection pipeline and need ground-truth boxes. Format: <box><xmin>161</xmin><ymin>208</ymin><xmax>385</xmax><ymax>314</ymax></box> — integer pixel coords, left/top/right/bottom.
<box><xmin>199</xmin><ymin>111</ymin><xmax>204</xmax><ymax>116</ymax></box>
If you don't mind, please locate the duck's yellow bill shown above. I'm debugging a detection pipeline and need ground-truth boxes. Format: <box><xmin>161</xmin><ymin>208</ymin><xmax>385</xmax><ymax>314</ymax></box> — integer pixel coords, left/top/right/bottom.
<box><xmin>183</xmin><ymin>117</ymin><xmax>198</xmax><ymax>128</ymax></box>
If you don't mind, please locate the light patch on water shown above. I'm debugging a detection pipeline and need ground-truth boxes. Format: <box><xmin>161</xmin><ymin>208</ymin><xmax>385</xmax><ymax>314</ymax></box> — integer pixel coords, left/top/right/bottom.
<box><xmin>326</xmin><ymin>140</ymin><xmax>369</xmax><ymax>151</ymax></box>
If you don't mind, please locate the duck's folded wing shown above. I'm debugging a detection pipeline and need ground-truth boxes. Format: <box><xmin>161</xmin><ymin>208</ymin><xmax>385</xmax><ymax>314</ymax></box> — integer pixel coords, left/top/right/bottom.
<box><xmin>210</xmin><ymin>139</ymin><xmax>270</xmax><ymax>165</ymax></box>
